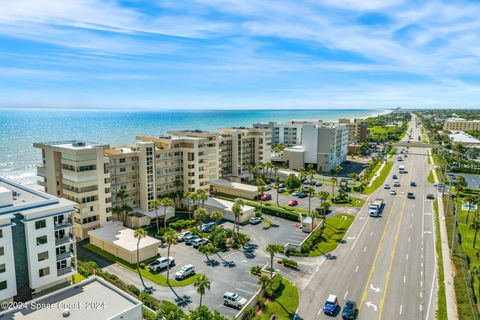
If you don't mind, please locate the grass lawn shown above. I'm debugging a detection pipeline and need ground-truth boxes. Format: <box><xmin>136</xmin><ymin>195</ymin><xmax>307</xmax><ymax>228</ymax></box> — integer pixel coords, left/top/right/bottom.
<box><xmin>363</xmin><ymin>161</ymin><xmax>394</xmax><ymax>194</ymax></box>
<box><xmin>256</xmin><ymin>278</ymin><xmax>299</xmax><ymax>320</ymax></box>
<box><xmin>72</xmin><ymin>273</ymin><xmax>86</xmax><ymax>284</ymax></box>
<box><xmin>427</xmin><ymin>170</ymin><xmax>435</xmax><ymax>184</ymax></box>
<box><xmin>444</xmin><ymin>196</ymin><xmax>480</xmax><ymax>319</ymax></box>
<box><xmin>434</xmin><ymin>200</ymin><xmax>448</xmax><ymax>320</ymax></box>
<box><xmin>84</xmin><ymin>243</ymin><xmax>200</xmax><ymax>287</ymax></box>
<box><xmin>329</xmin><ymin>196</ymin><xmax>365</xmax><ymax>207</ymax></box>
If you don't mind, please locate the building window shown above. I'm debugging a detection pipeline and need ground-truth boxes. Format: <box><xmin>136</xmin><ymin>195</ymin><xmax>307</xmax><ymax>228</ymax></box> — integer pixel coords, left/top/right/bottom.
<box><xmin>0</xmin><ymin>264</ymin><xmax>5</xmax><ymax>273</ymax></box>
<box><xmin>0</xmin><ymin>281</ymin><xmax>6</xmax><ymax>290</ymax></box>
<box><xmin>0</xmin><ymin>229</ymin><xmax>2</xmax><ymax>238</ymax></box>
<box><xmin>0</xmin><ymin>247</ymin><xmax>3</xmax><ymax>256</ymax></box>
<box><xmin>39</xmin><ymin>267</ymin><xmax>50</xmax><ymax>277</ymax></box>
<box><xmin>36</xmin><ymin>236</ymin><xmax>48</xmax><ymax>246</ymax></box>
<box><xmin>38</xmin><ymin>251</ymin><xmax>49</xmax><ymax>262</ymax></box>
<box><xmin>35</xmin><ymin>220</ymin><xmax>47</xmax><ymax>230</ymax></box>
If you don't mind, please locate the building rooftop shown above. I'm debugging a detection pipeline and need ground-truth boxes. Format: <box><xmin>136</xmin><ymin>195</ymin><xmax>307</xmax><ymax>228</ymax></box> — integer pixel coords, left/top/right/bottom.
<box><xmin>202</xmin><ymin>197</ymin><xmax>255</xmax><ymax>213</ymax></box>
<box><xmin>448</xmin><ymin>132</ymin><xmax>480</xmax><ymax>144</ymax></box>
<box><xmin>33</xmin><ymin>140</ymin><xmax>107</xmax><ymax>150</ymax></box>
<box><xmin>210</xmin><ymin>179</ymin><xmax>259</xmax><ymax>192</ymax></box>
<box><xmin>0</xmin><ymin>276</ymin><xmax>141</xmax><ymax>320</ymax></box>
<box><xmin>88</xmin><ymin>222</ymin><xmax>161</xmax><ymax>253</ymax></box>
<box><xmin>0</xmin><ymin>177</ymin><xmax>53</xmax><ymax>208</ymax></box>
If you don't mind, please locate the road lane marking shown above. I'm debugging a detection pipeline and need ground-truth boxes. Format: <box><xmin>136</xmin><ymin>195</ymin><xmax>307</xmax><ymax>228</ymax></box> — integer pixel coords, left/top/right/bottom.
<box><xmin>235</xmin><ymin>288</ymin><xmax>255</xmax><ymax>295</ymax></box>
<box><xmin>351</xmin><ymin>214</ymin><xmax>370</xmax><ymax>251</ymax></box>
<box><xmin>370</xmin><ymin>231</ymin><xmax>374</xmax><ymax>237</ymax></box>
<box><xmin>426</xmin><ymin>196</ymin><xmax>437</xmax><ymax>320</ymax></box>
<box><xmin>408</xmin><ymin>237</ymin><xmax>410</xmax><ymax>243</ymax></box>
<box><xmin>344</xmin><ymin>291</ymin><xmax>348</xmax><ymax>299</ymax></box>
<box><xmin>242</xmin><ymin>281</ymin><xmax>259</xmax><ymax>287</ymax></box>
<box><xmin>406</xmin><ymin>254</ymin><xmax>408</xmax><ymax>260</ymax></box>
<box><xmin>364</xmin><ymin>246</ymin><xmax>367</xmax><ymax>252</ymax></box>
<box><xmin>366</xmin><ymin>301</ymin><xmax>378</xmax><ymax>311</ymax></box>
<box><xmin>355</xmin><ymin>265</ymin><xmax>359</xmax><ymax>273</ymax></box>
<box><xmin>370</xmin><ymin>284</ymin><xmax>381</xmax><ymax>293</ymax></box>
<box><xmin>399</xmin><ymin>305</ymin><xmax>403</xmax><ymax>315</ymax></box>
<box><xmin>404</xmin><ymin>275</ymin><xmax>406</xmax><ymax>283</ymax></box>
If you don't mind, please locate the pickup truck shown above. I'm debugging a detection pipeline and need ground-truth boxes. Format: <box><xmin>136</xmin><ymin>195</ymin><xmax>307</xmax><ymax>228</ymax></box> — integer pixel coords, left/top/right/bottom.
<box><xmin>369</xmin><ymin>198</ymin><xmax>384</xmax><ymax>217</ymax></box>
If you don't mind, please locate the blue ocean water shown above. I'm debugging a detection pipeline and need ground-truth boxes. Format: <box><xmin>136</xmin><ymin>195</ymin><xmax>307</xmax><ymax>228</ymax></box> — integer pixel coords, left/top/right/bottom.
<box><xmin>0</xmin><ymin>108</ymin><xmax>379</xmax><ymax>186</ymax></box>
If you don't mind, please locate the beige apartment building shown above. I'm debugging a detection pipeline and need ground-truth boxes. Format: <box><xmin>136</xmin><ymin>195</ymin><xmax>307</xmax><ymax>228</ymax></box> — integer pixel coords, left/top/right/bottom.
<box><xmin>338</xmin><ymin>118</ymin><xmax>368</xmax><ymax>143</ymax></box>
<box><xmin>443</xmin><ymin>118</ymin><xmax>480</xmax><ymax>131</ymax></box>
<box><xmin>219</xmin><ymin>127</ymin><xmax>271</xmax><ymax>177</ymax></box>
<box><xmin>34</xmin><ymin>141</ymin><xmax>112</xmax><ymax>239</ymax></box>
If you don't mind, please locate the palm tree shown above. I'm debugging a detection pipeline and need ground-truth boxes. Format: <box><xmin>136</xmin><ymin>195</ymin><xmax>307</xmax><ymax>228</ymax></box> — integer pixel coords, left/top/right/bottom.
<box><xmin>193</xmin><ymin>208</ymin><xmax>209</xmax><ymax>226</ymax></box>
<box><xmin>471</xmin><ymin>266</ymin><xmax>480</xmax><ymax>299</ymax></box>
<box><xmin>258</xmin><ymin>185</ymin><xmax>266</xmax><ymax>214</ymax></box>
<box><xmin>471</xmin><ymin>212</ymin><xmax>480</xmax><ymax>248</ymax></box>
<box><xmin>116</xmin><ymin>189</ymin><xmax>127</xmax><ymax>208</ymax></box>
<box><xmin>465</xmin><ymin>195</ymin><xmax>476</xmax><ymax>225</ymax></box>
<box><xmin>151</xmin><ymin>199</ymin><xmax>162</xmax><ymax>236</ymax></box>
<box><xmin>233</xmin><ymin>199</ymin><xmax>244</xmax><ymax>235</ymax></box>
<box><xmin>122</xmin><ymin>204</ymin><xmax>132</xmax><ymax>226</ymax></box>
<box><xmin>248</xmin><ymin>164</ymin><xmax>257</xmax><ymax>182</ymax></box>
<box><xmin>194</xmin><ymin>274</ymin><xmax>211</xmax><ymax>307</ymax></box>
<box><xmin>308</xmin><ymin>169</ymin><xmax>316</xmax><ymax>183</ymax></box>
<box><xmin>273</xmin><ymin>166</ymin><xmax>279</xmax><ymax>180</ymax></box>
<box><xmin>258</xmin><ymin>275</ymin><xmax>270</xmax><ymax>291</ymax></box>
<box><xmin>273</xmin><ymin>178</ymin><xmax>280</xmax><ymax>206</ymax></box>
<box><xmin>112</xmin><ymin>206</ymin><xmax>122</xmax><ymax>222</ymax></box>
<box><xmin>306</xmin><ymin>186</ymin><xmax>316</xmax><ymax>218</ymax></box>
<box><xmin>163</xmin><ymin>228</ymin><xmax>177</xmax><ymax>284</ymax></box>
<box><xmin>210</xmin><ymin>211</ymin><xmax>223</xmax><ymax>224</ymax></box>
<box><xmin>199</xmin><ymin>243</ymin><xmax>215</xmax><ymax>263</ymax></box>
<box><xmin>160</xmin><ymin>197</ymin><xmax>174</xmax><ymax>229</ymax></box>
<box><xmin>186</xmin><ymin>192</ymin><xmax>198</xmax><ymax>220</ymax></box>
<box><xmin>330</xmin><ymin>177</ymin><xmax>338</xmax><ymax>201</ymax></box>
<box><xmin>173</xmin><ymin>178</ymin><xmax>183</xmax><ymax>206</ymax></box>
<box><xmin>196</xmin><ymin>189</ymin><xmax>209</xmax><ymax>208</ymax></box>
<box><xmin>133</xmin><ymin>228</ymin><xmax>148</xmax><ymax>290</ymax></box>
<box><xmin>266</xmin><ymin>244</ymin><xmax>282</xmax><ymax>278</ymax></box>
<box><xmin>298</xmin><ymin>167</ymin><xmax>306</xmax><ymax>181</ymax></box>
<box><xmin>334</xmin><ymin>165</ymin><xmax>342</xmax><ymax>177</ymax></box>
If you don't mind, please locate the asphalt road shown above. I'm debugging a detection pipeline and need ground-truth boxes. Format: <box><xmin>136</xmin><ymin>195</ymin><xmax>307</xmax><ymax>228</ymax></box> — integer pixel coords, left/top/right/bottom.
<box><xmin>296</xmin><ymin>116</ymin><xmax>438</xmax><ymax>320</ymax></box>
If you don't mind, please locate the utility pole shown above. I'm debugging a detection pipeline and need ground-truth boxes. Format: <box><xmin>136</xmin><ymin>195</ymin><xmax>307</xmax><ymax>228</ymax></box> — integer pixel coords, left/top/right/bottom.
<box><xmin>451</xmin><ymin>205</ymin><xmax>457</xmax><ymax>255</ymax></box>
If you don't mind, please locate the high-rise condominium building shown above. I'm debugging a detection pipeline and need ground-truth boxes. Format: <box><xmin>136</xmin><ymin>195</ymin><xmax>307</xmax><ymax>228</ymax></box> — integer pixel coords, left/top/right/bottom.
<box><xmin>283</xmin><ymin>123</ymin><xmax>348</xmax><ymax>172</ymax></box>
<box><xmin>443</xmin><ymin>118</ymin><xmax>480</xmax><ymax>131</ymax></box>
<box><xmin>33</xmin><ymin>141</ymin><xmax>112</xmax><ymax>239</ymax></box>
<box><xmin>0</xmin><ymin>177</ymin><xmax>76</xmax><ymax>303</ymax></box>
<box><xmin>338</xmin><ymin>118</ymin><xmax>368</xmax><ymax>143</ymax></box>
<box><xmin>219</xmin><ymin>127</ymin><xmax>271</xmax><ymax>177</ymax></box>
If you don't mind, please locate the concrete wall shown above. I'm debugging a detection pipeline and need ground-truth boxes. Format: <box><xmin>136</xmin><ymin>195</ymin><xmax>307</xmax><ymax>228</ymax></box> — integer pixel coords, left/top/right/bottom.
<box><xmin>90</xmin><ymin>235</ymin><xmax>158</xmax><ymax>264</ymax></box>
<box><xmin>209</xmin><ymin>184</ymin><xmax>258</xmax><ymax>200</ymax></box>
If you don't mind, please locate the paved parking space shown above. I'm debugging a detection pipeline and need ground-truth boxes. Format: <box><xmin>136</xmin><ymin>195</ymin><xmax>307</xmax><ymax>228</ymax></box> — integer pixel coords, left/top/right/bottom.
<box><xmin>455</xmin><ymin>173</ymin><xmax>480</xmax><ymax>189</ymax></box>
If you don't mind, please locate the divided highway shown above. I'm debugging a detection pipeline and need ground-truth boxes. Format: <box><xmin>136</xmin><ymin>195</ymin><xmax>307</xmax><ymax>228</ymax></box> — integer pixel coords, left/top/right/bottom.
<box><xmin>297</xmin><ymin>117</ymin><xmax>437</xmax><ymax>320</ymax></box>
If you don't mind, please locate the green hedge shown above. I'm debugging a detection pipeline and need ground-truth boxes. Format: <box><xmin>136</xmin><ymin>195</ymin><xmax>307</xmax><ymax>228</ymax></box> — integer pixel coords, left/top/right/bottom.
<box><xmin>245</xmin><ymin>201</ymin><xmax>299</xmax><ymax>222</ymax></box>
<box><xmin>282</xmin><ymin>258</ymin><xmax>298</xmax><ymax>269</ymax></box>
<box><xmin>265</xmin><ymin>274</ymin><xmax>283</xmax><ymax>299</ymax></box>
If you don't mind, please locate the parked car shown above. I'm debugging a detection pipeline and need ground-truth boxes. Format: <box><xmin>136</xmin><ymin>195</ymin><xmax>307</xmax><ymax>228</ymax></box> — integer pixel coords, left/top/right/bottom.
<box><xmin>393</xmin><ymin>181</ymin><xmax>400</xmax><ymax>187</ymax></box>
<box><xmin>303</xmin><ymin>180</ymin><xmax>311</xmax><ymax>185</ymax></box>
<box><xmin>383</xmin><ymin>184</ymin><xmax>390</xmax><ymax>189</ymax></box>
<box><xmin>410</xmin><ymin>181</ymin><xmax>416</xmax><ymax>187</ymax></box>
<box><xmin>392</xmin><ymin>174</ymin><xmax>398</xmax><ymax>179</ymax></box>
<box><xmin>427</xmin><ymin>194</ymin><xmax>435</xmax><ymax>200</ymax></box>
<box><xmin>279</xmin><ymin>183</ymin><xmax>285</xmax><ymax>188</ymax></box>
<box><xmin>341</xmin><ymin>300</ymin><xmax>358</xmax><ymax>320</ymax></box>
<box><xmin>249</xmin><ymin>217</ymin><xmax>262</xmax><ymax>225</ymax></box>
<box><xmin>148</xmin><ymin>257</ymin><xmax>175</xmax><ymax>272</ymax></box>
<box><xmin>184</xmin><ymin>234</ymin><xmax>199</xmax><ymax>245</ymax></box>
<box><xmin>292</xmin><ymin>191</ymin><xmax>300</xmax><ymax>197</ymax></box>
<box><xmin>323</xmin><ymin>294</ymin><xmax>338</xmax><ymax>315</ymax></box>
<box><xmin>175</xmin><ymin>264</ymin><xmax>195</xmax><ymax>280</ymax></box>
<box><xmin>192</xmin><ymin>238</ymin><xmax>209</xmax><ymax>249</ymax></box>
<box><xmin>201</xmin><ymin>222</ymin><xmax>216</xmax><ymax>232</ymax></box>
<box><xmin>298</xmin><ymin>192</ymin><xmax>307</xmax><ymax>198</ymax></box>
<box><xmin>390</xmin><ymin>189</ymin><xmax>397</xmax><ymax>195</ymax></box>
<box><xmin>288</xmin><ymin>199</ymin><xmax>298</xmax><ymax>206</ymax></box>
<box><xmin>223</xmin><ymin>292</ymin><xmax>247</xmax><ymax>309</ymax></box>
<box><xmin>177</xmin><ymin>231</ymin><xmax>192</xmax><ymax>242</ymax></box>
<box><xmin>433</xmin><ymin>183</ymin><xmax>444</xmax><ymax>188</ymax></box>
<box><xmin>404</xmin><ymin>154</ymin><xmax>408</xmax><ymax>158</ymax></box>
<box><xmin>315</xmin><ymin>181</ymin><xmax>323</xmax><ymax>187</ymax></box>
<box><xmin>265</xmin><ymin>185</ymin><xmax>271</xmax><ymax>191</ymax></box>
<box><xmin>260</xmin><ymin>194</ymin><xmax>272</xmax><ymax>201</ymax></box>
<box><xmin>278</xmin><ymin>188</ymin><xmax>286</xmax><ymax>193</ymax></box>
<box><xmin>407</xmin><ymin>192</ymin><xmax>415</xmax><ymax>199</ymax></box>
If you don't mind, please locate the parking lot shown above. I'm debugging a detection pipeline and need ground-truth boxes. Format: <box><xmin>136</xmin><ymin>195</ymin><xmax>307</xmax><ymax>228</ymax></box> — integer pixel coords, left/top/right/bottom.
<box><xmin>455</xmin><ymin>173</ymin><xmax>480</xmax><ymax>189</ymax></box>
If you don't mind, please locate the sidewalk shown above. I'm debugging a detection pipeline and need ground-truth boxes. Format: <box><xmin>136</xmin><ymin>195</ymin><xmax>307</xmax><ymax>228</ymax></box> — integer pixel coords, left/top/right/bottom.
<box><xmin>429</xmin><ymin>151</ymin><xmax>458</xmax><ymax>320</ymax></box>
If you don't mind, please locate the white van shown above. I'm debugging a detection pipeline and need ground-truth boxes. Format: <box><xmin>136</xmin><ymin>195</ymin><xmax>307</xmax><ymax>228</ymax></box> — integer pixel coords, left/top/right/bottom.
<box><xmin>223</xmin><ymin>292</ymin><xmax>247</xmax><ymax>309</ymax></box>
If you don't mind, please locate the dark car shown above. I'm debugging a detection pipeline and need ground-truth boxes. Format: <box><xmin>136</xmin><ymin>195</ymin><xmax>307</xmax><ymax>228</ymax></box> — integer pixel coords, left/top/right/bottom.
<box><xmin>427</xmin><ymin>194</ymin><xmax>435</xmax><ymax>200</ymax></box>
<box><xmin>407</xmin><ymin>192</ymin><xmax>415</xmax><ymax>199</ymax></box>
<box><xmin>298</xmin><ymin>192</ymin><xmax>307</xmax><ymax>198</ymax></box>
<box><xmin>341</xmin><ymin>300</ymin><xmax>358</xmax><ymax>320</ymax></box>
<box><xmin>392</xmin><ymin>175</ymin><xmax>398</xmax><ymax>180</ymax></box>
<box><xmin>410</xmin><ymin>181</ymin><xmax>416</xmax><ymax>187</ymax></box>
<box><xmin>323</xmin><ymin>294</ymin><xmax>338</xmax><ymax>316</ymax></box>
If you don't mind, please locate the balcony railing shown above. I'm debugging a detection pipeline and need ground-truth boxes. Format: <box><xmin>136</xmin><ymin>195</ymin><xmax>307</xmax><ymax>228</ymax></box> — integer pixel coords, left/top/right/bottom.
<box><xmin>56</xmin><ymin>251</ymin><xmax>74</xmax><ymax>261</ymax></box>
<box><xmin>55</xmin><ymin>236</ymin><xmax>74</xmax><ymax>246</ymax></box>
<box><xmin>57</xmin><ymin>266</ymin><xmax>75</xmax><ymax>277</ymax></box>
<box><xmin>54</xmin><ymin>221</ymin><xmax>73</xmax><ymax>230</ymax></box>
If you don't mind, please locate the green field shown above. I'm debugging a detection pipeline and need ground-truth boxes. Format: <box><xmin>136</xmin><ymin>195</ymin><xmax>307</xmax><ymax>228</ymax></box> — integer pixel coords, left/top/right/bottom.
<box><xmin>255</xmin><ymin>278</ymin><xmax>299</xmax><ymax>320</ymax></box>
<box><xmin>84</xmin><ymin>244</ymin><xmax>200</xmax><ymax>287</ymax></box>
<box><xmin>433</xmin><ymin>200</ymin><xmax>447</xmax><ymax>320</ymax></box>
<box><xmin>427</xmin><ymin>170</ymin><xmax>435</xmax><ymax>184</ymax></box>
<box><xmin>363</xmin><ymin>161</ymin><xmax>394</xmax><ymax>194</ymax></box>
<box><xmin>330</xmin><ymin>196</ymin><xmax>365</xmax><ymax>207</ymax></box>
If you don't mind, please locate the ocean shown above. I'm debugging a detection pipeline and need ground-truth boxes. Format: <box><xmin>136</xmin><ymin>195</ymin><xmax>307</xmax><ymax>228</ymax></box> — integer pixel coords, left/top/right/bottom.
<box><xmin>0</xmin><ymin>108</ymin><xmax>382</xmax><ymax>187</ymax></box>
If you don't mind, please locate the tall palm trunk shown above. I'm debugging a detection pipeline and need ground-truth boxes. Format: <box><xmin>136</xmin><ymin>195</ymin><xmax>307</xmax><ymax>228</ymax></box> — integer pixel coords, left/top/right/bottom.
<box><xmin>466</xmin><ymin>206</ymin><xmax>472</xmax><ymax>225</ymax></box>
<box><xmin>199</xmin><ymin>293</ymin><xmax>203</xmax><ymax>307</ymax></box>
<box><xmin>166</xmin><ymin>245</ymin><xmax>171</xmax><ymax>284</ymax></box>
<box><xmin>163</xmin><ymin>207</ymin><xmax>168</xmax><ymax>229</ymax></box>
<box><xmin>155</xmin><ymin>209</ymin><xmax>160</xmax><ymax>235</ymax></box>
<box><xmin>137</xmin><ymin>240</ymin><xmax>146</xmax><ymax>289</ymax></box>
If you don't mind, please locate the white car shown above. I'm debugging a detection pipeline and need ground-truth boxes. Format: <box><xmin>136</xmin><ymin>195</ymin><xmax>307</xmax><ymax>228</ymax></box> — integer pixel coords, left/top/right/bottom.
<box><xmin>393</xmin><ymin>181</ymin><xmax>400</xmax><ymax>187</ymax></box>
<box><xmin>148</xmin><ymin>257</ymin><xmax>175</xmax><ymax>272</ymax></box>
<box><xmin>223</xmin><ymin>292</ymin><xmax>247</xmax><ymax>309</ymax></box>
<box><xmin>383</xmin><ymin>184</ymin><xmax>390</xmax><ymax>189</ymax></box>
<box><xmin>175</xmin><ymin>264</ymin><xmax>195</xmax><ymax>280</ymax></box>
<box><xmin>390</xmin><ymin>189</ymin><xmax>397</xmax><ymax>195</ymax></box>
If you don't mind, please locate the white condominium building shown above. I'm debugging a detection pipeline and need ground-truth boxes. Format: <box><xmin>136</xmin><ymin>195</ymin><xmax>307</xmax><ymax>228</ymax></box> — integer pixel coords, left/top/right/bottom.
<box><xmin>0</xmin><ymin>177</ymin><xmax>76</xmax><ymax>303</ymax></box>
<box><xmin>443</xmin><ymin>118</ymin><xmax>480</xmax><ymax>131</ymax></box>
<box><xmin>33</xmin><ymin>141</ymin><xmax>112</xmax><ymax>239</ymax></box>
<box><xmin>253</xmin><ymin>120</ymin><xmax>327</xmax><ymax>146</ymax></box>
<box><xmin>219</xmin><ymin>127</ymin><xmax>271</xmax><ymax>177</ymax></box>
<box><xmin>283</xmin><ymin>123</ymin><xmax>348</xmax><ymax>172</ymax></box>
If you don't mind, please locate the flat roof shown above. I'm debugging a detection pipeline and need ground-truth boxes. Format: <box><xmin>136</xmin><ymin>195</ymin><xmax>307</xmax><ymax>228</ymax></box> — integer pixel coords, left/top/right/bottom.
<box><xmin>202</xmin><ymin>197</ymin><xmax>255</xmax><ymax>213</ymax></box>
<box><xmin>34</xmin><ymin>140</ymin><xmax>107</xmax><ymax>150</ymax></box>
<box><xmin>88</xmin><ymin>222</ymin><xmax>161</xmax><ymax>252</ymax></box>
<box><xmin>448</xmin><ymin>132</ymin><xmax>480</xmax><ymax>144</ymax></box>
<box><xmin>210</xmin><ymin>179</ymin><xmax>258</xmax><ymax>192</ymax></box>
<box><xmin>0</xmin><ymin>276</ymin><xmax>141</xmax><ymax>320</ymax></box>
<box><xmin>132</xmin><ymin>206</ymin><xmax>175</xmax><ymax>219</ymax></box>
<box><xmin>0</xmin><ymin>177</ymin><xmax>55</xmax><ymax>208</ymax></box>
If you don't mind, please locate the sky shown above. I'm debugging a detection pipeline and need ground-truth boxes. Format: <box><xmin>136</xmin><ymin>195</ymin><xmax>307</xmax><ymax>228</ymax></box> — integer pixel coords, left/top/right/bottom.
<box><xmin>1</xmin><ymin>0</ymin><xmax>480</xmax><ymax>109</ymax></box>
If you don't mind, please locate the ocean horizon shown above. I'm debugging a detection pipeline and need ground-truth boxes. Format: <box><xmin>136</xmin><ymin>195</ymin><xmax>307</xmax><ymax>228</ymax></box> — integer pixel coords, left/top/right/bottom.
<box><xmin>0</xmin><ymin>108</ymin><xmax>385</xmax><ymax>187</ymax></box>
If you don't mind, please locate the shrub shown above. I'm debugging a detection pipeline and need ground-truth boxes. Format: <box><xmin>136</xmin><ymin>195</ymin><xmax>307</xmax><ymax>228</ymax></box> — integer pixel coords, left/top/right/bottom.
<box><xmin>139</xmin><ymin>292</ymin><xmax>161</xmax><ymax>310</ymax></box>
<box><xmin>282</xmin><ymin>258</ymin><xmax>298</xmax><ymax>269</ymax></box>
<box><xmin>301</xmin><ymin>229</ymin><xmax>324</xmax><ymax>253</ymax></box>
<box><xmin>78</xmin><ymin>265</ymin><xmax>92</xmax><ymax>278</ymax></box>
<box><xmin>140</xmin><ymin>262</ymin><xmax>146</xmax><ymax>269</ymax></box>
<box><xmin>250</xmin><ymin>265</ymin><xmax>262</xmax><ymax>276</ymax></box>
<box><xmin>258</xmin><ymin>296</ymin><xmax>267</xmax><ymax>311</ymax></box>
<box><xmin>245</xmin><ymin>201</ymin><xmax>299</xmax><ymax>221</ymax></box>
<box><xmin>265</xmin><ymin>274</ymin><xmax>283</xmax><ymax>299</ymax></box>
<box><xmin>255</xmin><ymin>210</ymin><xmax>263</xmax><ymax>218</ymax></box>
<box><xmin>243</xmin><ymin>307</ymin><xmax>255</xmax><ymax>320</ymax></box>
<box><xmin>169</xmin><ymin>219</ymin><xmax>196</xmax><ymax>230</ymax></box>
<box><xmin>127</xmin><ymin>284</ymin><xmax>141</xmax><ymax>296</ymax></box>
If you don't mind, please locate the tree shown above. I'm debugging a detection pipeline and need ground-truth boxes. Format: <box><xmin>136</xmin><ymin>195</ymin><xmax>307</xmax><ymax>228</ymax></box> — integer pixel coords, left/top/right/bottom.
<box><xmin>210</xmin><ymin>211</ymin><xmax>223</xmax><ymax>224</ymax></box>
<box><xmin>173</xmin><ymin>178</ymin><xmax>183</xmax><ymax>205</ymax></box>
<box><xmin>334</xmin><ymin>165</ymin><xmax>343</xmax><ymax>177</ymax></box>
<box><xmin>258</xmin><ymin>275</ymin><xmax>270</xmax><ymax>291</ymax></box>
<box><xmin>258</xmin><ymin>185</ymin><xmax>266</xmax><ymax>214</ymax></box>
<box><xmin>272</xmin><ymin>165</ymin><xmax>279</xmax><ymax>180</ymax></box>
<box><xmin>465</xmin><ymin>195</ymin><xmax>477</xmax><ymax>225</ymax></box>
<box><xmin>266</xmin><ymin>244</ymin><xmax>283</xmax><ymax>278</ymax></box>
<box><xmin>194</xmin><ymin>274</ymin><xmax>211</xmax><ymax>307</ymax></box>
<box><xmin>298</xmin><ymin>167</ymin><xmax>306</xmax><ymax>181</ymax></box>
<box><xmin>308</xmin><ymin>169</ymin><xmax>316</xmax><ymax>182</ymax></box>
<box><xmin>285</xmin><ymin>174</ymin><xmax>301</xmax><ymax>191</ymax></box>
<box><xmin>199</xmin><ymin>243</ymin><xmax>216</xmax><ymax>263</ymax></box>
<box><xmin>151</xmin><ymin>199</ymin><xmax>162</xmax><ymax>236</ymax></box>
<box><xmin>122</xmin><ymin>204</ymin><xmax>132</xmax><ymax>227</ymax></box>
<box><xmin>160</xmin><ymin>197</ymin><xmax>174</xmax><ymax>229</ymax></box>
<box><xmin>472</xmin><ymin>266</ymin><xmax>480</xmax><ymax>299</ymax></box>
<box><xmin>163</xmin><ymin>228</ymin><xmax>177</xmax><ymax>284</ymax></box>
<box><xmin>196</xmin><ymin>189</ymin><xmax>209</xmax><ymax>208</ymax></box>
<box><xmin>133</xmin><ymin>228</ymin><xmax>148</xmax><ymax>290</ymax></box>
<box><xmin>193</xmin><ymin>208</ymin><xmax>209</xmax><ymax>226</ymax></box>
<box><xmin>112</xmin><ymin>206</ymin><xmax>122</xmax><ymax>222</ymax></box>
<box><xmin>330</xmin><ymin>177</ymin><xmax>338</xmax><ymax>201</ymax></box>
<box><xmin>248</xmin><ymin>164</ymin><xmax>257</xmax><ymax>182</ymax></box>
<box><xmin>273</xmin><ymin>178</ymin><xmax>281</xmax><ymax>206</ymax></box>
<box><xmin>232</xmin><ymin>199</ymin><xmax>244</xmax><ymax>236</ymax></box>
<box><xmin>306</xmin><ymin>186</ymin><xmax>316</xmax><ymax>218</ymax></box>
<box><xmin>186</xmin><ymin>192</ymin><xmax>198</xmax><ymax>220</ymax></box>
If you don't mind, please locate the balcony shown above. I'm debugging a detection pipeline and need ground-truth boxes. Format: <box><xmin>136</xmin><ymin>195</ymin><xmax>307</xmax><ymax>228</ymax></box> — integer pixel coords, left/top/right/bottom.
<box><xmin>37</xmin><ymin>166</ymin><xmax>46</xmax><ymax>177</ymax></box>
<box><xmin>54</xmin><ymin>221</ymin><xmax>73</xmax><ymax>230</ymax></box>
<box><xmin>56</xmin><ymin>251</ymin><xmax>74</xmax><ymax>261</ymax></box>
<box><xmin>55</xmin><ymin>235</ymin><xmax>74</xmax><ymax>246</ymax></box>
<box><xmin>57</xmin><ymin>266</ymin><xmax>75</xmax><ymax>277</ymax></box>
